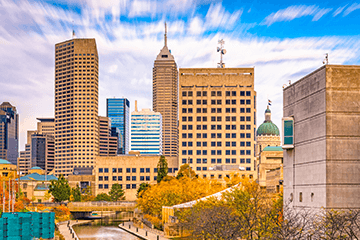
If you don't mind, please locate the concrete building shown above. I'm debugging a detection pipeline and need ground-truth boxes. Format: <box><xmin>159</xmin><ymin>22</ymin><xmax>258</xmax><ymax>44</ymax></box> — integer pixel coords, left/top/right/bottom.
<box><xmin>153</xmin><ymin>23</ymin><xmax>178</xmax><ymax>157</ymax></box>
<box><xmin>283</xmin><ymin>65</ymin><xmax>360</xmax><ymax>210</ymax></box>
<box><xmin>179</xmin><ymin>68</ymin><xmax>257</xmax><ymax>180</ymax></box>
<box><xmin>256</xmin><ymin>106</ymin><xmax>282</xmax><ymax>188</ymax></box>
<box><xmin>106</xmin><ymin>98</ymin><xmax>130</xmax><ymax>155</ymax></box>
<box><xmin>95</xmin><ymin>154</ymin><xmax>179</xmax><ymax>200</ymax></box>
<box><xmin>99</xmin><ymin>116</ymin><xmax>118</xmax><ymax>156</ymax></box>
<box><xmin>131</xmin><ymin>104</ymin><xmax>162</xmax><ymax>155</ymax></box>
<box><xmin>0</xmin><ymin>159</ymin><xmax>17</xmax><ymax>177</ymax></box>
<box><xmin>54</xmin><ymin>38</ymin><xmax>99</xmax><ymax>176</ymax></box>
<box><xmin>0</xmin><ymin>102</ymin><xmax>19</xmax><ymax>165</ymax></box>
<box><xmin>17</xmin><ymin>118</ymin><xmax>55</xmax><ymax>175</ymax></box>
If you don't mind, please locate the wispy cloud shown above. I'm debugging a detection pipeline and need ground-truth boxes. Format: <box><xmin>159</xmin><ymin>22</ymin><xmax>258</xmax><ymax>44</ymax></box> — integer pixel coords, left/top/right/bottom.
<box><xmin>264</xmin><ymin>5</ymin><xmax>332</xmax><ymax>26</ymax></box>
<box><xmin>333</xmin><ymin>5</ymin><xmax>348</xmax><ymax>17</ymax></box>
<box><xmin>343</xmin><ymin>3</ymin><xmax>360</xmax><ymax>16</ymax></box>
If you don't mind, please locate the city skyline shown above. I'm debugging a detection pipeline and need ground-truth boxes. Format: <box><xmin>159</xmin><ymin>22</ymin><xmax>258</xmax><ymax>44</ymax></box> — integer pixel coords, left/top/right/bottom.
<box><xmin>1</xmin><ymin>0</ymin><xmax>360</xmax><ymax>150</ymax></box>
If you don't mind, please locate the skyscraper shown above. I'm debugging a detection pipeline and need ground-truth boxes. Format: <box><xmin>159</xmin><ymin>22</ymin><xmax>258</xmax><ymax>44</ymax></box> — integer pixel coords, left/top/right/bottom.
<box><xmin>55</xmin><ymin>38</ymin><xmax>99</xmax><ymax>176</ymax></box>
<box><xmin>179</xmin><ymin>68</ymin><xmax>257</xmax><ymax>179</ymax></box>
<box><xmin>99</xmin><ymin>116</ymin><xmax>118</xmax><ymax>156</ymax></box>
<box><xmin>131</xmin><ymin>103</ymin><xmax>162</xmax><ymax>155</ymax></box>
<box><xmin>0</xmin><ymin>102</ymin><xmax>19</xmax><ymax>165</ymax></box>
<box><xmin>106</xmin><ymin>98</ymin><xmax>130</xmax><ymax>155</ymax></box>
<box><xmin>153</xmin><ymin>23</ymin><xmax>178</xmax><ymax>157</ymax></box>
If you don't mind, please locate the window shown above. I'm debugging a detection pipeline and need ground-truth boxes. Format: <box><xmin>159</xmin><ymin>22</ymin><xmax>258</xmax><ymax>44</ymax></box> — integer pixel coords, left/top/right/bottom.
<box><xmin>246</xmin><ymin>116</ymin><xmax>251</xmax><ymax>121</ymax></box>
<box><xmin>211</xmin><ymin>150</ymin><xmax>216</xmax><ymax>155</ymax></box>
<box><xmin>202</xmin><ymin>167</ymin><xmax>207</xmax><ymax>171</ymax></box>
<box><xmin>188</xmin><ymin>142</ymin><xmax>193</xmax><ymax>146</ymax></box>
<box><xmin>232</xmin><ymin>142</ymin><xmax>236</xmax><ymax>147</ymax></box>
<box><xmin>197</xmin><ymin>91</ymin><xmax>201</xmax><ymax>96</ymax></box>
<box><xmin>182</xmin><ymin>100</ymin><xmax>187</xmax><ymax>105</ymax></box>
<box><xmin>104</xmin><ymin>176</ymin><xmax>109</xmax><ymax>181</ymax></box>
<box><xmin>197</xmin><ymin>167</ymin><xmax>201</xmax><ymax>171</ymax></box>
<box><xmin>182</xmin><ymin>125</ymin><xmax>187</xmax><ymax>130</ymax></box>
<box><xmin>232</xmin><ymin>158</ymin><xmax>236</xmax><ymax>163</ymax></box>
<box><xmin>197</xmin><ymin>158</ymin><xmax>201</xmax><ymax>164</ymax></box>
<box><xmin>246</xmin><ymin>142</ymin><xmax>251</xmax><ymax>147</ymax></box>
<box><xmin>154</xmin><ymin>176</ymin><xmax>157</xmax><ymax>181</ymax></box>
<box><xmin>197</xmin><ymin>116</ymin><xmax>201</xmax><ymax>122</ymax></box>
<box><xmin>217</xmin><ymin>91</ymin><xmax>221</xmax><ymax>96</ymax></box>
<box><xmin>240</xmin><ymin>159</ymin><xmax>245</xmax><ymax>163</ymax></box>
<box><xmin>146</xmin><ymin>176</ymin><xmax>150</xmax><ymax>181</ymax></box>
<box><xmin>283</xmin><ymin>118</ymin><xmax>294</xmax><ymax>147</ymax></box>
<box><xmin>126</xmin><ymin>168</ymin><xmax>131</xmax><ymax>173</ymax></box>
<box><xmin>226</xmin><ymin>158</ymin><xmax>230</xmax><ymax>163</ymax></box>
<box><xmin>226</xmin><ymin>150</ymin><xmax>230</xmax><ymax>155</ymax></box>
<box><xmin>99</xmin><ymin>184</ymin><xmax>103</xmax><ymax>189</ymax></box>
<box><xmin>226</xmin><ymin>91</ymin><xmax>230</xmax><ymax>96</ymax></box>
<box><xmin>299</xmin><ymin>192</ymin><xmax>303</xmax><ymax>202</ymax></box>
<box><xmin>126</xmin><ymin>184</ymin><xmax>131</xmax><ymax>189</ymax></box>
<box><xmin>196</xmin><ymin>100</ymin><xmax>201</xmax><ymax>104</ymax></box>
<box><xmin>240</xmin><ymin>108</ymin><xmax>245</xmax><ymax>113</ymax></box>
<box><xmin>246</xmin><ymin>133</ymin><xmax>251</xmax><ymax>138</ymax></box>
<box><xmin>99</xmin><ymin>176</ymin><xmax>103</xmax><ymax>181</ymax></box>
<box><xmin>104</xmin><ymin>184</ymin><xmax>109</xmax><ymax>189</ymax></box>
<box><xmin>140</xmin><ymin>168</ymin><xmax>144</xmax><ymax>173</ymax></box>
<box><xmin>188</xmin><ymin>91</ymin><xmax>193</xmax><ymax>96</ymax></box>
<box><xmin>132</xmin><ymin>176</ymin><xmax>136</xmax><ymax>181</ymax></box>
<box><xmin>246</xmin><ymin>99</ymin><xmax>251</xmax><ymax>104</ymax></box>
<box><xmin>112</xmin><ymin>176</ymin><xmax>117</xmax><ymax>181</ymax></box>
<box><xmin>217</xmin><ymin>159</ymin><xmax>222</xmax><ymax>164</ymax></box>
<box><xmin>246</xmin><ymin>150</ymin><xmax>251</xmax><ymax>155</ymax></box>
<box><xmin>246</xmin><ymin>167</ymin><xmax>251</xmax><ymax>171</ymax></box>
<box><xmin>211</xmin><ymin>159</ymin><xmax>216</xmax><ymax>163</ymax></box>
<box><xmin>140</xmin><ymin>176</ymin><xmax>144</xmax><ymax>181</ymax></box>
<box><xmin>118</xmin><ymin>176</ymin><xmax>122</xmax><ymax>181</ymax></box>
<box><xmin>240</xmin><ymin>91</ymin><xmax>245</xmax><ymax>96</ymax></box>
<box><xmin>203</xmin><ymin>91</ymin><xmax>207</xmax><ymax>96</ymax></box>
<box><xmin>104</xmin><ymin>168</ymin><xmax>109</xmax><ymax>173</ymax></box>
<box><xmin>211</xmin><ymin>91</ymin><xmax>216</xmax><ymax>96</ymax></box>
<box><xmin>154</xmin><ymin>168</ymin><xmax>158</xmax><ymax>173</ymax></box>
<box><xmin>240</xmin><ymin>142</ymin><xmax>245</xmax><ymax>146</ymax></box>
<box><xmin>232</xmin><ymin>150</ymin><xmax>236</xmax><ymax>155</ymax></box>
<box><xmin>246</xmin><ymin>108</ymin><xmax>251</xmax><ymax>113</ymax></box>
<box><xmin>112</xmin><ymin>168</ymin><xmax>117</xmax><ymax>173</ymax></box>
<box><xmin>203</xmin><ymin>142</ymin><xmax>207</xmax><ymax>147</ymax></box>
<box><xmin>203</xmin><ymin>99</ymin><xmax>207</xmax><ymax>104</ymax></box>
<box><xmin>126</xmin><ymin>176</ymin><xmax>131</xmax><ymax>181</ymax></box>
<box><xmin>217</xmin><ymin>142</ymin><xmax>222</xmax><ymax>147</ymax></box>
<box><xmin>197</xmin><ymin>142</ymin><xmax>201</xmax><ymax>147</ymax></box>
<box><xmin>246</xmin><ymin>158</ymin><xmax>251</xmax><ymax>163</ymax></box>
<box><xmin>132</xmin><ymin>168</ymin><xmax>136</xmax><ymax>173</ymax></box>
<box><xmin>182</xmin><ymin>142</ymin><xmax>187</xmax><ymax>147</ymax></box>
<box><xmin>99</xmin><ymin>168</ymin><xmax>103</xmax><ymax>173</ymax></box>
<box><xmin>182</xmin><ymin>158</ymin><xmax>187</xmax><ymax>164</ymax></box>
<box><xmin>118</xmin><ymin>168</ymin><xmax>123</xmax><ymax>173</ymax></box>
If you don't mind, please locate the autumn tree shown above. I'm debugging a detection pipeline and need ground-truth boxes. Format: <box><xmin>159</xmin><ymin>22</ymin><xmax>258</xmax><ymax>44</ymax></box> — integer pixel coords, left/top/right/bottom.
<box><xmin>48</xmin><ymin>175</ymin><xmax>71</xmax><ymax>202</ymax></box>
<box><xmin>71</xmin><ymin>184</ymin><xmax>82</xmax><ymax>202</ymax></box>
<box><xmin>176</xmin><ymin>164</ymin><xmax>196</xmax><ymax>179</ymax></box>
<box><xmin>137</xmin><ymin>183</ymin><xmax>150</xmax><ymax>198</ymax></box>
<box><xmin>95</xmin><ymin>193</ymin><xmax>112</xmax><ymax>201</ymax></box>
<box><xmin>81</xmin><ymin>186</ymin><xmax>95</xmax><ymax>202</ymax></box>
<box><xmin>157</xmin><ymin>155</ymin><xmax>168</xmax><ymax>183</ymax></box>
<box><xmin>109</xmin><ymin>183</ymin><xmax>125</xmax><ymax>201</ymax></box>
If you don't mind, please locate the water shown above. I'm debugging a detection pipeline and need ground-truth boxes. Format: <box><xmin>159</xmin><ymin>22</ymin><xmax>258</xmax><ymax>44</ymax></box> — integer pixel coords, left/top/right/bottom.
<box><xmin>73</xmin><ymin>223</ymin><xmax>141</xmax><ymax>240</ymax></box>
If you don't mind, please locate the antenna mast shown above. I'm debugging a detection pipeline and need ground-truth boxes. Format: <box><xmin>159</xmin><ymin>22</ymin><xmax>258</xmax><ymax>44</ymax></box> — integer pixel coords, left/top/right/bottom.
<box><xmin>217</xmin><ymin>39</ymin><xmax>226</xmax><ymax>68</ymax></box>
<box><xmin>323</xmin><ymin>53</ymin><xmax>328</xmax><ymax>65</ymax></box>
<box><xmin>164</xmin><ymin>22</ymin><xmax>167</xmax><ymax>47</ymax></box>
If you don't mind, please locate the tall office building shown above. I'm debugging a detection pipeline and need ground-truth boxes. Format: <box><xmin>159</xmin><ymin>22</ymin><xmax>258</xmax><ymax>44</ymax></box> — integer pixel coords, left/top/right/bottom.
<box><xmin>0</xmin><ymin>102</ymin><xmax>19</xmax><ymax>165</ymax></box>
<box><xmin>179</xmin><ymin>68</ymin><xmax>257</xmax><ymax>179</ymax></box>
<box><xmin>153</xmin><ymin>23</ymin><xmax>178</xmax><ymax>157</ymax></box>
<box><xmin>99</xmin><ymin>116</ymin><xmax>118</xmax><ymax>156</ymax></box>
<box><xmin>106</xmin><ymin>98</ymin><xmax>130</xmax><ymax>155</ymax></box>
<box><xmin>55</xmin><ymin>38</ymin><xmax>99</xmax><ymax>176</ymax></box>
<box><xmin>283</xmin><ymin>65</ymin><xmax>360</xmax><ymax>210</ymax></box>
<box><xmin>131</xmin><ymin>103</ymin><xmax>162</xmax><ymax>155</ymax></box>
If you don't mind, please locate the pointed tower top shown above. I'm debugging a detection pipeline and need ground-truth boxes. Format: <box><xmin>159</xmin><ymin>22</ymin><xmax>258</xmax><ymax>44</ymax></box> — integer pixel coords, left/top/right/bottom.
<box><xmin>164</xmin><ymin>22</ymin><xmax>167</xmax><ymax>47</ymax></box>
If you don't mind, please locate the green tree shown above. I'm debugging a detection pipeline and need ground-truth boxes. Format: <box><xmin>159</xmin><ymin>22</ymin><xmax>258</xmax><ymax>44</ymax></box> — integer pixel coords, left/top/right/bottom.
<box><xmin>109</xmin><ymin>183</ymin><xmax>125</xmax><ymax>201</ymax></box>
<box><xmin>71</xmin><ymin>184</ymin><xmax>82</xmax><ymax>202</ymax></box>
<box><xmin>95</xmin><ymin>193</ymin><xmax>112</xmax><ymax>201</ymax></box>
<box><xmin>81</xmin><ymin>186</ymin><xmax>95</xmax><ymax>202</ymax></box>
<box><xmin>176</xmin><ymin>164</ymin><xmax>196</xmax><ymax>179</ymax></box>
<box><xmin>48</xmin><ymin>175</ymin><xmax>71</xmax><ymax>202</ymax></box>
<box><xmin>137</xmin><ymin>183</ymin><xmax>150</xmax><ymax>198</ymax></box>
<box><xmin>157</xmin><ymin>155</ymin><xmax>168</xmax><ymax>183</ymax></box>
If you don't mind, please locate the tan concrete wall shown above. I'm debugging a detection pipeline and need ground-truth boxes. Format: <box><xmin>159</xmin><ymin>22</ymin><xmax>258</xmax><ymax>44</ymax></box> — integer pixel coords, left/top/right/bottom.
<box><xmin>94</xmin><ymin>155</ymin><xmax>179</xmax><ymax>201</ymax></box>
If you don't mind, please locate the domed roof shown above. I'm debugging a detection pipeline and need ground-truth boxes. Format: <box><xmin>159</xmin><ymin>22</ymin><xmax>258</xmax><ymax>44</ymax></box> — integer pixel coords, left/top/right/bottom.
<box><xmin>30</xmin><ymin>166</ymin><xmax>42</xmax><ymax>170</ymax></box>
<box><xmin>257</xmin><ymin>105</ymin><xmax>280</xmax><ymax>136</ymax></box>
<box><xmin>0</xmin><ymin>159</ymin><xmax>12</xmax><ymax>164</ymax></box>
<box><xmin>257</xmin><ymin>121</ymin><xmax>280</xmax><ymax>136</ymax></box>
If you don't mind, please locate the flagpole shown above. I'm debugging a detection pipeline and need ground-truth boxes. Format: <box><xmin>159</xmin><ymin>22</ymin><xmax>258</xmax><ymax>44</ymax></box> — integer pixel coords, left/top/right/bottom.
<box><xmin>3</xmin><ymin>181</ymin><xmax>5</xmax><ymax>213</ymax></box>
<box><xmin>8</xmin><ymin>178</ymin><xmax>10</xmax><ymax>212</ymax></box>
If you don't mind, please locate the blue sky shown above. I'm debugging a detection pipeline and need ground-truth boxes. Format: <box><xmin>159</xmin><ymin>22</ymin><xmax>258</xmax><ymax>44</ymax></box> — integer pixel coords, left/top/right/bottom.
<box><xmin>1</xmin><ymin>0</ymin><xmax>360</xmax><ymax>150</ymax></box>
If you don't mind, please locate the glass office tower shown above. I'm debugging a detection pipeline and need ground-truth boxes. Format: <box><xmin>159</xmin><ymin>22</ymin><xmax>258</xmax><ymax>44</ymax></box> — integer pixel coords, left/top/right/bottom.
<box><xmin>131</xmin><ymin>108</ymin><xmax>162</xmax><ymax>155</ymax></box>
<box><xmin>106</xmin><ymin>98</ymin><xmax>130</xmax><ymax>155</ymax></box>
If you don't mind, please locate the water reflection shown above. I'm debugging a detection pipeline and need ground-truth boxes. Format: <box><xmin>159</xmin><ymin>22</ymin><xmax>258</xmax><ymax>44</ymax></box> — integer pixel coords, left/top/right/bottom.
<box><xmin>74</xmin><ymin>224</ymin><xmax>141</xmax><ymax>240</ymax></box>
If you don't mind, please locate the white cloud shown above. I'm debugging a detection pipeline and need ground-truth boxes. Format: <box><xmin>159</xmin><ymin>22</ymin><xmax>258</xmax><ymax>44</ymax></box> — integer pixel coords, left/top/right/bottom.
<box><xmin>264</xmin><ymin>5</ymin><xmax>332</xmax><ymax>26</ymax></box>
<box><xmin>205</xmin><ymin>3</ymin><xmax>242</xmax><ymax>28</ymax></box>
<box><xmin>343</xmin><ymin>3</ymin><xmax>360</xmax><ymax>16</ymax></box>
<box><xmin>333</xmin><ymin>5</ymin><xmax>347</xmax><ymax>17</ymax></box>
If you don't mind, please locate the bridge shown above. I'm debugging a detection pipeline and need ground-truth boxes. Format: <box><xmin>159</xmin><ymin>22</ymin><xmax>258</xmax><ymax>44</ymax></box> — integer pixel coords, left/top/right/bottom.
<box><xmin>68</xmin><ymin>201</ymin><xmax>137</xmax><ymax>219</ymax></box>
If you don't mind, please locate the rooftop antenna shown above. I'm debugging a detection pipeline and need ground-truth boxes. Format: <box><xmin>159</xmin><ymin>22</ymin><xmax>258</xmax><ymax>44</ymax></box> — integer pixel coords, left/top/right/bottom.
<box><xmin>323</xmin><ymin>53</ymin><xmax>328</xmax><ymax>65</ymax></box>
<box><xmin>217</xmin><ymin>39</ymin><xmax>226</xmax><ymax>68</ymax></box>
<box><xmin>164</xmin><ymin>22</ymin><xmax>167</xmax><ymax>47</ymax></box>
<box><xmin>72</xmin><ymin>21</ymin><xmax>76</xmax><ymax>39</ymax></box>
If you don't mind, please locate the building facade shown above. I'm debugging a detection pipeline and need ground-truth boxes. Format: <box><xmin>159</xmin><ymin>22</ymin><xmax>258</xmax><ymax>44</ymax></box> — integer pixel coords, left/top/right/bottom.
<box><xmin>153</xmin><ymin>24</ymin><xmax>178</xmax><ymax>157</ymax></box>
<box><xmin>99</xmin><ymin>116</ymin><xmax>118</xmax><ymax>156</ymax></box>
<box><xmin>179</xmin><ymin>68</ymin><xmax>257</xmax><ymax>180</ymax></box>
<box><xmin>0</xmin><ymin>102</ymin><xmax>19</xmax><ymax>165</ymax></box>
<box><xmin>256</xmin><ymin>106</ymin><xmax>282</xmax><ymax>188</ymax></box>
<box><xmin>95</xmin><ymin>154</ymin><xmax>179</xmax><ymax>200</ymax></box>
<box><xmin>131</xmin><ymin>107</ymin><xmax>162</xmax><ymax>155</ymax></box>
<box><xmin>106</xmin><ymin>98</ymin><xmax>130</xmax><ymax>155</ymax></box>
<box><xmin>283</xmin><ymin>65</ymin><xmax>360</xmax><ymax>210</ymax></box>
<box><xmin>55</xmin><ymin>38</ymin><xmax>99</xmax><ymax>176</ymax></box>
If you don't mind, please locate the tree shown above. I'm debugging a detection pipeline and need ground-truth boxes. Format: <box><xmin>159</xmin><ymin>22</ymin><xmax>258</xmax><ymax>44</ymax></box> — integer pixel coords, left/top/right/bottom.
<box><xmin>95</xmin><ymin>193</ymin><xmax>112</xmax><ymax>201</ymax></box>
<box><xmin>109</xmin><ymin>183</ymin><xmax>125</xmax><ymax>201</ymax></box>
<box><xmin>48</xmin><ymin>175</ymin><xmax>71</xmax><ymax>202</ymax></box>
<box><xmin>176</xmin><ymin>164</ymin><xmax>196</xmax><ymax>179</ymax></box>
<box><xmin>137</xmin><ymin>183</ymin><xmax>150</xmax><ymax>198</ymax></box>
<box><xmin>157</xmin><ymin>155</ymin><xmax>168</xmax><ymax>183</ymax></box>
<box><xmin>81</xmin><ymin>186</ymin><xmax>95</xmax><ymax>202</ymax></box>
<box><xmin>71</xmin><ymin>184</ymin><xmax>82</xmax><ymax>202</ymax></box>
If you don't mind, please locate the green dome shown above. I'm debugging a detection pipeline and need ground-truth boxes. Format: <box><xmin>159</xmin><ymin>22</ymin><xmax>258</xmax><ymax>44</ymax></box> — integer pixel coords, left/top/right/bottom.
<box><xmin>257</xmin><ymin>121</ymin><xmax>280</xmax><ymax>136</ymax></box>
<box><xmin>0</xmin><ymin>159</ymin><xmax>12</xmax><ymax>164</ymax></box>
<box><xmin>263</xmin><ymin>146</ymin><xmax>283</xmax><ymax>151</ymax></box>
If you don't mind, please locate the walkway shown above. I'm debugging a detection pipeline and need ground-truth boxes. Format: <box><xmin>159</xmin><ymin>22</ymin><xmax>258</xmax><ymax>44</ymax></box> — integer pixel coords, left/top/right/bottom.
<box><xmin>118</xmin><ymin>221</ymin><xmax>169</xmax><ymax>240</ymax></box>
<box><xmin>57</xmin><ymin>220</ymin><xmax>91</xmax><ymax>240</ymax></box>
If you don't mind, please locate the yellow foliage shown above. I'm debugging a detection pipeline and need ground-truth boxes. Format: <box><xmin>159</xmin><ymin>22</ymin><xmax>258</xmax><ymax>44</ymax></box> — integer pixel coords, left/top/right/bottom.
<box><xmin>53</xmin><ymin>205</ymin><xmax>71</xmax><ymax>222</ymax></box>
<box><xmin>137</xmin><ymin>177</ymin><xmax>224</xmax><ymax>219</ymax></box>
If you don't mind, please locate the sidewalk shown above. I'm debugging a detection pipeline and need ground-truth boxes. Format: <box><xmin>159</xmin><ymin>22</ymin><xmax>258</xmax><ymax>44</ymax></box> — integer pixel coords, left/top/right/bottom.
<box><xmin>119</xmin><ymin>221</ymin><xmax>169</xmax><ymax>240</ymax></box>
<box><xmin>57</xmin><ymin>220</ymin><xmax>90</xmax><ymax>240</ymax></box>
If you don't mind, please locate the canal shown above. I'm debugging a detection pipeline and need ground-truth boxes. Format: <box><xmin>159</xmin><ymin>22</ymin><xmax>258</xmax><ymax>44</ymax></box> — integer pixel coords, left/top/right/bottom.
<box><xmin>73</xmin><ymin>221</ymin><xmax>141</xmax><ymax>240</ymax></box>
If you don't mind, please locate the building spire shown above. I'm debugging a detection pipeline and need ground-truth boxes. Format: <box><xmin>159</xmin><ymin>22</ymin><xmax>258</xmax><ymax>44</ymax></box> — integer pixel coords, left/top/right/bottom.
<box><xmin>164</xmin><ymin>22</ymin><xmax>167</xmax><ymax>47</ymax></box>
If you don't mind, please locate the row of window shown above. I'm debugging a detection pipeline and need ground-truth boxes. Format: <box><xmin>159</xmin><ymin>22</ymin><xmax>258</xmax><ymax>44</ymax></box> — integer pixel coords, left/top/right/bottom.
<box><xmin>98</xmin><ymin>184</ymin><xmax>138</xmax><ymax>189</ymax></box>
<box><xmin>182</xmin><ymin>108</ymin><xmax>252</xmax><ymax>113</ymax></box>
<box><xmin>182</xmin><ymin>91</ymin><xmax>252</xmax><ymax>97</ymax></box>
<box><xmin>182</xmin><ymin>158</ymin><xmax>252</xmax><ymax>164</ymax></box>
<box><xmin>182</xmin><ymin>149</ymin><xmax>251</xmax><ymax>155</ymax></box>
<box><xmin>99</xmin><ymin>176</ymin><xmax>152</xmax><ymax>181</ymax></box>
<box><xmin>182</xmin><ymin>124</ymin><xmax>252</xmax><ymax>130</ymax></box>
<box><xmin>182</xmin><ymin>99</ymin><xmax>251</xmax><ymax>105</ymax></box>
<box><xmin>182</xmin><ymin>141</ymin><xmax>252</xmax><ymax>147</ymax></box>
<box><xmin>182</xmin><ymin>133</ymin><xmax>252</xmax><ymax>138</ymax></box>
<box><xmin>98</xmin><ymin>167</ymin><xmax>178</xmax><ymax>173</ymax></box>
<box><xmin>195</xmin><ymin>167</ymin><xmax>252</xmax><ymax>171</ymax></box>
<box><xmin>182</xmin><ymin>116</ymin><xmax>252</xmax><ymax>122</ymax></box>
